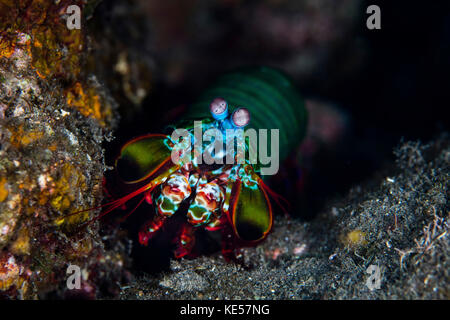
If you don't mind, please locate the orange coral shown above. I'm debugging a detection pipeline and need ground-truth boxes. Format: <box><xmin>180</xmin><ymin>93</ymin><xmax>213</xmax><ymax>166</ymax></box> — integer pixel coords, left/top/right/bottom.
<box><xmin>10</xmin><ymin>228</ymin><xmax>31</xmax><ymax>256</ymax></box>
<box><xmin>8</xmin><ymin>125</ymin><xmax>44</xmax><ymax>148</ymax></box>
<box><xmin>0</xmin><ymin>36</ymin><xmax>16</xmax><ymax>59</ymax></box>
<box><xmin>65</xmin><ymin>82</ymin><xmax>111</xmax><ymax>126</ymax></box>
<box><xmin>0</xmin><ymin>0</ymin><xmax>85</xmax><ymax>79</ymax></box>
<box><xmin>0</xmin><ymin>177</ymin><xmax>8</xmax><ymax>202</ymax></box>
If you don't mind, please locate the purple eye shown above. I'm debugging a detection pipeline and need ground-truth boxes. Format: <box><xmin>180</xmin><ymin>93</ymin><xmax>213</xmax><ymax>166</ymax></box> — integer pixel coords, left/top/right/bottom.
<box><xmin>209</xmin><ymin>98</ymin><xmax>228</xmax><ymax>120</ymax></box>
<box><xmin>231</xmin><ymin>108</ymin><xmax>250</xmax><ymax>128</ymax></box>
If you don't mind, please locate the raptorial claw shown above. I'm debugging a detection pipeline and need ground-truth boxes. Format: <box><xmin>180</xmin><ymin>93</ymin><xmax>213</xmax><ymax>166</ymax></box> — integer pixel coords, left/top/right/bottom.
<box><xmin>174</xmin><ymin>224</ymin><xmax>196</xmax><ymax>258</ymax></box>
<box><xmin>138</xmin><ymin>214</ymin><xmax>166</xmax><ymax>246</ymax></box>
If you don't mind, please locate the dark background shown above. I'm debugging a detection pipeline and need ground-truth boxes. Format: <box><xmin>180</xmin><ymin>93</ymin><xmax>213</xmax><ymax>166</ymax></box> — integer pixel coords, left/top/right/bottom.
<box><xmin>97</xmin><ymin>0</ymin><xmax>449</xmax><ymax>140</ymax></box>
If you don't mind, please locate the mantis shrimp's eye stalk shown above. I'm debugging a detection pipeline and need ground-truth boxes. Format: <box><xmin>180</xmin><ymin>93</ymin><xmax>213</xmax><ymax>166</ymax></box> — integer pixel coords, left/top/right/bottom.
<box><xmin>210</xmin><ymin>97</ymin><xmax>228</xmax><ymax>120</ymax></box>
<box><xmin>231</xmin><ymin>108</ymin><xmax>250</xmax><ymax>128</ymax></box>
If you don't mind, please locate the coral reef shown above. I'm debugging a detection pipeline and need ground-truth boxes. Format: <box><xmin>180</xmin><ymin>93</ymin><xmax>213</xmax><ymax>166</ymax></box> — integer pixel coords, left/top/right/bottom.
<box><xmin>0</xmin><ymin>0</ymin><xmax>126</xmax><ymax>298</ymax></box>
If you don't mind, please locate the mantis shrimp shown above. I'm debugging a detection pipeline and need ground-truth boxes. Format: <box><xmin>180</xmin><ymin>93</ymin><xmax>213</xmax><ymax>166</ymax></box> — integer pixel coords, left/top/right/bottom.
<box><xmin>80</xmin><ymin>66</ymin><xmax>307</xmax><ymax>262</ymax></box>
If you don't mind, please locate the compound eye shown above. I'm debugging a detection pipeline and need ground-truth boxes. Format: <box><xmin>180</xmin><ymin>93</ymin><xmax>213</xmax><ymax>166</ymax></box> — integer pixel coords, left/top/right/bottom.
<box><xmin>210</xmin><ymin>97</ymin><xmax>228</xmax><ymax>120</ymax></box>
<box><xmin>231</xmin><ymin>108</ymin><xmax>250</xmax><ymax>128</ymax></box>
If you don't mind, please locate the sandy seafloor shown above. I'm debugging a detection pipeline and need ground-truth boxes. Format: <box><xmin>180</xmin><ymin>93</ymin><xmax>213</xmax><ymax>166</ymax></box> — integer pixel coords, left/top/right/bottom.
<box><xmin>119</xmin><ymin>136</ymin><xmax>449</xmax><ymax>300</ymax></box>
